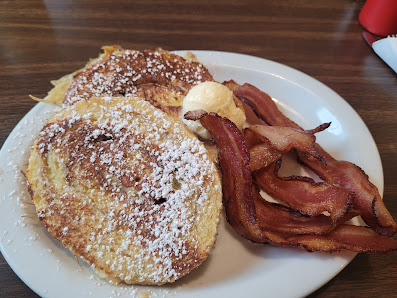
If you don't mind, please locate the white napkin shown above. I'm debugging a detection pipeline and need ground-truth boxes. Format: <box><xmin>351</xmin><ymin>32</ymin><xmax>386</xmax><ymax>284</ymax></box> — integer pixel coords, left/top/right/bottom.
<box><xmin>373</xmin><ymin>36</ymin><xmax>397</xmax><ymax>73</ymax></box>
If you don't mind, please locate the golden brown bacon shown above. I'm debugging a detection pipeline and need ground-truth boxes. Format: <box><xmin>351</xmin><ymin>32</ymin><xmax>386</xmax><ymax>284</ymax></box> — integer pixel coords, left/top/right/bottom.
<box><xmin>244</xmin><ymin>123</ymin><xmax>329</xmax><ymax>171</ymax></box>
<box><xmin>288</xmin><ymin>225</ymin><xmax>397</xmax><ymax>253</ymax></box>
<box><xmin>226</xmin><ymin>81</ymin><xmax>300</xmax><ymax>128</ymax></box>
<box><xmin>298</xmin><ymin>148</ymin><xmax>397</xmax><ymax>236</ymax></box>
<box><xmin>233</xmin><ymin>82</ymin><xmax>397</xmax><ymax>236</ymax></box>
<box><xmin>254</xmin><ymin>192</ymin><xmax>360</xmax><ymax>235</ymax></box>
<box><xmin>247</xmin><ymin>124</ymin><xmax>328</xmax><ymax>165</ymax></box>
<box><xmin>244</xmin><ymin>128</ymin><xmax>282</xmax><ymax>171</ymax></box>
<box><xmin>254</xmin><ymin>161</ymin><xmax>354</xmax><ymax>222</ymax></box>
<box><xmin>185</xmin><ymin>110</ymin><xmax>397</xmax><ymax>253</ymax></box>
<box><xmin>246</xmin><ymin>122</ymin><xmax>352</xmax><ymax>222</ymax></box>
<box><xmin>307</xmin><ymin>122</ymin><xmax>332</xmax><ymax>135</ymax></box>
<box><xmin>184</xmin><ymin>110</ymin><xmax>264</xmax><ymax>243</ymax></box>
<box><xmin>248</xmin><ymin>143</ymin><xmax>281</xmax><ymax>171</ymax></box>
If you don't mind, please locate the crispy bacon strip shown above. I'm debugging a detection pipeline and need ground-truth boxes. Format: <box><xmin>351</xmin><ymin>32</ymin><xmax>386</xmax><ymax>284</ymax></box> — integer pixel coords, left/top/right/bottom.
<box><xmin>247</xmin><ymin>124</ymin><xmax>328</xmax><ymax>164</ymax></box>
<box><xmin>232</xmin><ymin>81</ymin><xmax>301</xmax><ymax>129</ymax></box>
<box><xmin>245</xmin><ymin>123</ymin><xmax>329</xmax><ymax>170</ymax></box>
<box><xmin>241</xmin><ymin>101</ymin><xmax>267</xmax><ymax>126</ymax></box>
<box><xmin>254</xmin><ymin>190</ymin><xmax>360</xmax><ymax>235</ymax></box>
<box><xmin>255</xmin><ymin>187</ymin><xmax>396</xmax><ymax>253</ymax></box>
<box><xmin>184</xmin><ymin>110</ymin><xmax>264</xmax><ymax>242</ymax></box>
<box><xmin>299</xmin><ymin>149</ymin><xmax>397</xmax><ymax>236</ymax></box>
<box><xmin>243</xmin><ymin>127</ymin><xmax>264</xmax><ymax>148</ymax></box>
<box><xmin>185</xmin><ymin>110</ymin><xmax>294</xmax><ymax>246</ymax></box>
<box><xmin>308</xmin><ymin>122</ymin><xmax>332</xmax><ymax>135</ymax></box>
<box><xmin>248</xmin><ymin>143</ymin><xmax>281</xmax><ymax>171</ymax></box>
<box><xmin>185</xmin><ymin>110</ymin><xmax>397</xmax><ymax>253</ymax></box>
<box><xmin>254</xmin><ymin>161</ymin><xmax>354</xmax><ymax>222</ymax></box>
<box><xmin>235</xmin><ymin>82</ymin><xmax>397</xmax><ymax>236</ymax></box>
<box><xmin>288</xmin><ymin>225</ymin><xmax>397</xmax><ymax>253</ymax></box>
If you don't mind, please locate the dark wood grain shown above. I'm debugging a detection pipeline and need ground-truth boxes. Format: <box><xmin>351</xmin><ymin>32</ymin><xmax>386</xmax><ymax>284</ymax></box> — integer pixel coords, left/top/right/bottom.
<box><xmin>0</xmin><ymin>0</ymin><xmax>396</xmax><ymax>297</ymax></box>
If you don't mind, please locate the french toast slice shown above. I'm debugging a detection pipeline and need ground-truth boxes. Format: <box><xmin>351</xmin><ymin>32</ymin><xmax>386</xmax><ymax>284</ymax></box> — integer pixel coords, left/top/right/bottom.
<box><xmin>35</xmin><ymin>46</ymin><xmax>214</xmax><ymax>119</ymax></box>
<box><xmin>26</xmin><ymin>96</ymin><xmax>222</xmax><ymax>285</ymax></box>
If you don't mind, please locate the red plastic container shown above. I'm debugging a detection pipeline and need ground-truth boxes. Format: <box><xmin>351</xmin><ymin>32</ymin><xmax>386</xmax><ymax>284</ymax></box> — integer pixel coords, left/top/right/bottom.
<box><xmin>359</xmin><ymin>0</ymin><xmax>397</xmax><ymax>37</ymax></box>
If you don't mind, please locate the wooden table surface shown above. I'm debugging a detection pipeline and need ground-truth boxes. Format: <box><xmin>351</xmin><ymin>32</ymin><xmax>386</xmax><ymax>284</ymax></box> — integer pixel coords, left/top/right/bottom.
<box><xmin>1</xmin><ymin>0</ymin><xmax>396</xmax><ymax>297</ymax></box>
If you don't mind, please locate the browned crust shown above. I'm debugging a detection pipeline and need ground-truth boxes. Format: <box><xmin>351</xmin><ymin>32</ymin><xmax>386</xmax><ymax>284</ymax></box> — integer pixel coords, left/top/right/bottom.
<box><xmin>64</xmin><ymin>48</ymin><xmax>214</xmax><ymax>119</ymax></box>
<box><xmin>26</xmin><ymin>96</ymin><xmax>222</xmax><ymax>285</ymax></box>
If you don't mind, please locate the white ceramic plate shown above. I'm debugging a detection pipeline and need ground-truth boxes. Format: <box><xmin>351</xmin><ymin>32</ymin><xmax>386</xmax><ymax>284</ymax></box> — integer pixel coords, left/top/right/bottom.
<box><xmin>0</xmin><ymin>51</ymin><xmax>383</xmax><ymax>298</ymax></box>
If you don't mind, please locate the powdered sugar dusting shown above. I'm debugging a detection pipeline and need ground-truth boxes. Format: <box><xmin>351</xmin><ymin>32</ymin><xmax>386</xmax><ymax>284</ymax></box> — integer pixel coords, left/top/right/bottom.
<box><xmin>64</xmin><ymin>49</ymin><xmax>212</xmax><ymax>107</ymax></box>
<box><xmin>31</xmin><ymin>96</ymin><xmax>220</xmax><ymax>284</ymax></box>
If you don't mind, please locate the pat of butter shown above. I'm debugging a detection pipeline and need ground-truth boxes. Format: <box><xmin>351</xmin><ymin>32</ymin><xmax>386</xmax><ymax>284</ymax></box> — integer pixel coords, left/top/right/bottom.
<box><xmin>182</xmin><ymin>82</ymin><xmax>246</xmax><ymax>139</ymax></box>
